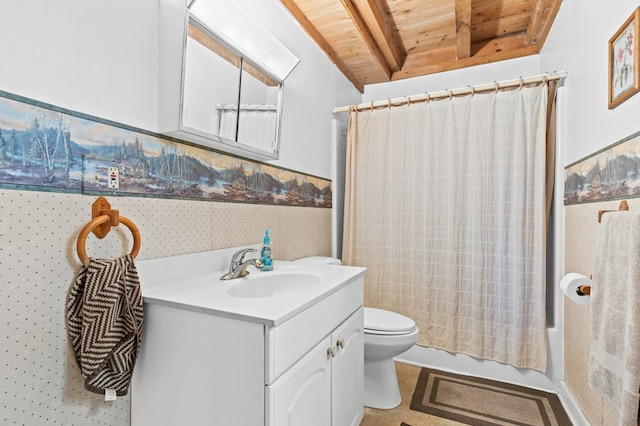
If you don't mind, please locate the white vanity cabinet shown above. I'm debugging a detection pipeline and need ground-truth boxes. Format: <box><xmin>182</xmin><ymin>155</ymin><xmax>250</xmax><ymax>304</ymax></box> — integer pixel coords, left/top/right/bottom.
<box><xmin>266</xmin><ymin>308</ymin><xmax>364</xmax><ymax>426</ymax></box>
<box><xmin>331</xmin><ymin>309</ymin><xmax>365</xmax><ymax>426</ymax></box>
<box><xmin>131</xmin><ymin>264</ymin><xmax>364</xmax><ymax>426</ymax></box>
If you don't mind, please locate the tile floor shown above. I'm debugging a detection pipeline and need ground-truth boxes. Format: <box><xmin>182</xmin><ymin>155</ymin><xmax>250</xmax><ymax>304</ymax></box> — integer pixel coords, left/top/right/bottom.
<box><xmin>360</xmin><ymin>362</ymin><xmax>463</xmax><ymax>426</ymax></box>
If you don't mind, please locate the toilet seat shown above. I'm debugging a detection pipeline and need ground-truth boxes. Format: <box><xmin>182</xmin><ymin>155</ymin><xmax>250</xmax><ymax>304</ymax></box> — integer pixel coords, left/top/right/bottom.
<box><xmin>364</xmin><ymin>307</ymin><xmax>416</xmax><ymax>335</ymax></box>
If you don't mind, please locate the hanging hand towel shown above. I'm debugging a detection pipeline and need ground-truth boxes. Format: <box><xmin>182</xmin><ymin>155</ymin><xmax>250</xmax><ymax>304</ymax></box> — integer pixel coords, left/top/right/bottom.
<box><xmin>589</xmin><ymin>211</ymin><xmax>640</xmax><ymax>425</ymax></box>
<box><xmin>66</xmin><ymin>254</ymin><xmax>143</xmax><ymax>396</ymax></box>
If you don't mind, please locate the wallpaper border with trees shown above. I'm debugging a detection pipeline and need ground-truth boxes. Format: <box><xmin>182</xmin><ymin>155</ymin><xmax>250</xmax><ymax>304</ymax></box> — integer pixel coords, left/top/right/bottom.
<box><xmin>0</xmin><ymin>90</ymin><xmax>331</xmax><ymax>208</ymax></box>
<box><xmin>565</xmin><ymin>129</ymin><xmax>640</xmax><ymax>205</ymax></box>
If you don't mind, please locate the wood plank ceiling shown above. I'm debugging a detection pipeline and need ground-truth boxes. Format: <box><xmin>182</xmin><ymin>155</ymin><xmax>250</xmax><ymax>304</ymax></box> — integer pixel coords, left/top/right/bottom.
<box><xmin>281</xmin><ymin>0</ymin><xmax>562</xmax><ymax>92</ymax></box>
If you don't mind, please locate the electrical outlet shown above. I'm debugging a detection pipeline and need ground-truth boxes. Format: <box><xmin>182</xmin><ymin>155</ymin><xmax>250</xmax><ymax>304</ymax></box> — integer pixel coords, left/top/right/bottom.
<box><xmin>108</xmin><ymin>167</ymin><xmax>119</xmax><ymax>189</ymax></box>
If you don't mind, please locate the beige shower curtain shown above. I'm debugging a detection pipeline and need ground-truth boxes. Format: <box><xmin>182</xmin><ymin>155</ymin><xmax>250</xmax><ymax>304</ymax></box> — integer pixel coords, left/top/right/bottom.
<box><xmin>343</xmin><ymin>82</ymin><xmax>556</xmax><ymax>372</ymax></box>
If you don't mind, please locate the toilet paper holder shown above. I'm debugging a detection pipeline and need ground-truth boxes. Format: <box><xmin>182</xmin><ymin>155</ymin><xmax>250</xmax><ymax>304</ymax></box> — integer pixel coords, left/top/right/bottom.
<box><xmin>560</xmin><ymin>273</ymin><xmax>592</xmax><ymax>304</ymax></box>
<box><xmin>576</xmin><ymin>285</ymin><xmax>590</xmax><ymax>296</ymax></box>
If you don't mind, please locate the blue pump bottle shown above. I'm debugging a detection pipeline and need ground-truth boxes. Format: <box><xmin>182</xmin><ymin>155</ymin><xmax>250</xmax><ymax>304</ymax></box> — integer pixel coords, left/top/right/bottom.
<box><xmin>261</xmin><ymin>230</ymin><xmax>273</xmax><ymax>271</ymax></box>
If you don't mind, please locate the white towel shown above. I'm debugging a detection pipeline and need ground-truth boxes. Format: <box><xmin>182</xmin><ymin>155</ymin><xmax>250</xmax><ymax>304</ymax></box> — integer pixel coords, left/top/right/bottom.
<box><xmin>589</xmin><ymin>211</ymin><xmax>640</xmax><ymax>425</ymax></box>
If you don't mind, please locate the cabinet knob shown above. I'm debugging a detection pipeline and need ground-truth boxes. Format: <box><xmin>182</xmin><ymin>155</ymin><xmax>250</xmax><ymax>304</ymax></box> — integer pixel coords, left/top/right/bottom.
<box><xmin>327</xmin><ymin>347</ymin><xmax>335</xmax><ymax>358</ymax></box>
<box><xmin>336</xmin><ymin>339</ymin><xmax>345</xmax><ymax>349</ymax></box>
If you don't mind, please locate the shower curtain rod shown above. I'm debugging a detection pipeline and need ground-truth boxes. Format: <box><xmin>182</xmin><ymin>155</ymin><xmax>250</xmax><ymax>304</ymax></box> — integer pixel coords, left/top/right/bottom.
<box><xmin>332</xmin><ymin>71</ymin><xmax>567</xmax><ymax>113</ymax></box>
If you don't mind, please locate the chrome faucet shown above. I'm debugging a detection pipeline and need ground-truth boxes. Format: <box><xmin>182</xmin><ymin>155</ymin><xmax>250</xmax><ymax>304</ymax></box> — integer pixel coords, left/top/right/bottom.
<box><xmin>220</xmin><ymin>248</ymin><xmax>264</xmax><ymax>280</ymax></box>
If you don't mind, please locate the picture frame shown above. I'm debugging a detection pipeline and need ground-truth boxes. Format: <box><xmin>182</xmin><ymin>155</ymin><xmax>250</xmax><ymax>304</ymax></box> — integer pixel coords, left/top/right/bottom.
<box><xmin>609</xmin><ymin>7</ymin><xmax>640</xmax><ymax>109</ymax></box>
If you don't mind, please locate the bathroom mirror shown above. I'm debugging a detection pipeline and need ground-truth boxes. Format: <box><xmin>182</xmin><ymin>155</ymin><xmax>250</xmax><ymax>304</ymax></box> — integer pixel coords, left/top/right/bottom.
<box><xmin>178</xmin><ymin>0</ymin><xmax>299</xmax><ymax>161</ymax></box>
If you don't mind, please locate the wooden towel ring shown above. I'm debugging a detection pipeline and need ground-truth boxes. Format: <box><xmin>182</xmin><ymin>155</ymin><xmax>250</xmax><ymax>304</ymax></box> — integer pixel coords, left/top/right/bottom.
<box><xmin>76</xmin><ymin>214</ymin><xmax>141</xmax><ymax>266</ymax></box>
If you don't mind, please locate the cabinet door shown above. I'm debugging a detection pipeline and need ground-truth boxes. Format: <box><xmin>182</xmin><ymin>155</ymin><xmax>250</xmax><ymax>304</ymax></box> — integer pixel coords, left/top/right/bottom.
<box><xmin>332</xmin><ymin>307</ymin><xmax>364</xmax><ymax>426</ymax></box>
<box><xmin>267</xmin><ymin>336</ymin><xmax>332</xmax><ymax>426</ymax></box>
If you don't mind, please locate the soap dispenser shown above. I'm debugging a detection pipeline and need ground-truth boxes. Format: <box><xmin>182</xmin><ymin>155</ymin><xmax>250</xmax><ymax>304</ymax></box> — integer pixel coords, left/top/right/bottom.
<box><xmin>260</xmin><ymin>230</ymin><xmax>273</xmax><ymax>271</ymax></box>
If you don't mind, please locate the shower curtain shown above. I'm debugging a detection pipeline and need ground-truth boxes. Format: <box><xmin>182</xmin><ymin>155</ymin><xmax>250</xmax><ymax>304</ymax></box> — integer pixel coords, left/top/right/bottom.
<box><xmin>343</xmin><ymin>83</ymin><xmax>555</xmax><ymax>372</ymax></box>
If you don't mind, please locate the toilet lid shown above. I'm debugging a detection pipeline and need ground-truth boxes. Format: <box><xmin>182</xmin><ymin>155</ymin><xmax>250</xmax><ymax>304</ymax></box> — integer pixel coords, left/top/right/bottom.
<box><xmin>364</xmin><ymin>307</ymin><xmax>416</xmax><ymax>333</ymax></box>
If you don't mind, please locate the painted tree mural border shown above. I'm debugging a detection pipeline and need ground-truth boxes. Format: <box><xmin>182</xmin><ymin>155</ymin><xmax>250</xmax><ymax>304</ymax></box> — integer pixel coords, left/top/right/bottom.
<box><xmin>0</xmin><ymin>90</ymin><xmax>331</xmax><ymax>208</ymax></box>
<box><xmin>565</xmin><ymin>129</ymin><xmax>640</xmax><ymax>205</ymax></box>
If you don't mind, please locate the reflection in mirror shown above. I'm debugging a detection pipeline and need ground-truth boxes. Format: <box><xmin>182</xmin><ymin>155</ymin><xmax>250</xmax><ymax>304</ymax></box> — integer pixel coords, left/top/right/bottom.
<box><xmin>180</xmin><ymin>0</ymin><xmax>298</xmax><ymax>160</ymax></box>
<box><xmin>188</xmin><ymin>0</ymin><xmax>299</xmax><ymax>81</ymax></box>
<box><xmin>183</xmin><ymin>19</ymin><xmax>240</xmax><ymax>140</ymax></box>
<box><xmin>237</xmin><ymin>63</ymin><xmax>280</xmax><ymax>154</ymax></box>
<box><xmin>182</xmin><ymin>15</ymin><xmax>285</xmax><ymax>158</ymax></box>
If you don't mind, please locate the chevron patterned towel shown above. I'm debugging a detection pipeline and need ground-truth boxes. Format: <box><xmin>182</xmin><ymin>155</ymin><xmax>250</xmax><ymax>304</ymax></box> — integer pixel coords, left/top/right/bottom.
<box><xmin>66</xmin><ymin>254</ymin><xmax>143</xmax><ymax>396</ymax></box>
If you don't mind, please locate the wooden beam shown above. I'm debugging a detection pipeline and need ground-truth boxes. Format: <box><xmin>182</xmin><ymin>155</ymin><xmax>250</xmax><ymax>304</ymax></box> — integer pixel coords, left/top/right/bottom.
<box><xmin>394</xmin><ymin>32</ymin><xmax>539</xmax><ymax>81</ymax></box>
<box><xmin>339</xmin><ymin>0</ymin><xmax>392</xmax><ymax>80</ymax></box>
<box><xmin>454</xmin><ymin>0</ymin><xmax>472</xmax><ymax>60</ymax></box>
<box><xmin>472</xmin><ymin>32</ymin><xmax>530</xmax><ymax>56</ymax></box>
<box><xmin>280</xmin><ymin>0</ymin><xmax>365</xmax><ymax>92</ymax></box>
<box><xmin>352</xmin><ymin>0</ymin><xmax>405</xmax><ymax>71</ymax></box>
<box><xmin>526</xmin><ymin>0</ymin><xmax>562</xmax><ymax>47</ymax></box>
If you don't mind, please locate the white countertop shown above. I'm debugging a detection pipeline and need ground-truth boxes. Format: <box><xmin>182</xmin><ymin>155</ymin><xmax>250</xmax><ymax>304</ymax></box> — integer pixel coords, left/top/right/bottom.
<box><xmin>137</xmin><ymin>254</ymin><xmax>366</xmax><ymax>327</ymax></box>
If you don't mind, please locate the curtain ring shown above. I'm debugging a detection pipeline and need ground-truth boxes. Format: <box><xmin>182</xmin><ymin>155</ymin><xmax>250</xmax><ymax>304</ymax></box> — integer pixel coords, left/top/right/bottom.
<box><xmin>494</xmin><ymin>81</ymin><xmax>500</xmax><ymax>92</ymax></box>
<box><xmin>406</xmin><ymin>95</ymin><xmax>411</xmax><ymax>105</ymax></box>
<box><xmin>370</xmin><ymin>101</ymin><xmax>374</xmax><ymax>111</ymax></box>
<box><xmin>387</xmin><ymin>98</ymin><xmax>391</xmax><ymax>109</ymax></box>
<box><xmin>519</xmin><ymin>77</ymin><xmax>524</xmax><ymax>89</ymax></box>
<box><xmin>542</xmin><ymin>74</ymin><xmax>549</xmax><ymax>84</ymax></box>
<box><xmin>470</xmin><ymin>86</ymin><xmax>476</xmax><ymax>96</ymax></box>
<box><xmin>448</xmin><ymin>90</ymin><xmax>453</xmax><ymax>100</ymax></box>
<box><xmin>425</xmin><ymin>92</ymin><xmax>431</xmax><ymax>102</ymax></box>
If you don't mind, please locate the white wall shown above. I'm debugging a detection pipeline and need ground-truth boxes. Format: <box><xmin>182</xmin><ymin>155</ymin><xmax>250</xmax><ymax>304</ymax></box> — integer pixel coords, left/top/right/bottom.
<box><xmin>3</xmin><ymin>0</ymin><xmax>634</xmax><ymax>423</ymax></box>
<box><xmin>0</xmin><ymin>0</ymin><xmax>159</xmax><ymax>131</ymax></box>
<box><xmin>0</xmin><ymin>1</ymin><xmax>359</xmax><ymax>425</ymax></box>
<box><xmin>0</xmin><ymin>0</ymin><xmax>360</xmax><ymax>179</ymax></box>
<box><xmin>540</xmin><ymin>1</ymin><xmax>640</xmax><ymax>423</ymax></box>
<box><xmin>541</xmin><ymin>0</ymin><xmax>640</xmax><ymax>165</ymax></box>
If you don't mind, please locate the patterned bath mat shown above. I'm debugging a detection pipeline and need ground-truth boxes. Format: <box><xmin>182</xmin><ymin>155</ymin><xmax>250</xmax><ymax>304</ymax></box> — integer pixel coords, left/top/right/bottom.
<box><xmin>410</xmin><ymin>368</ymin><xmax>572</xmax><ymax>425</ymax></box>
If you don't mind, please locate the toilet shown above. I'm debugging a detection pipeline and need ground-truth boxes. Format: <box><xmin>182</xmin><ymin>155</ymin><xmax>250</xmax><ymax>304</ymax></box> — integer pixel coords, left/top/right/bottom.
<box><xmin>363</xmin><ymin>307</ymin><xmax>419</xmax><ymax>409</ymax></box>
<box><xmin>294</xmin><ymin>256</ymin><xmax>420</xmax><ymax>410</ymax></box>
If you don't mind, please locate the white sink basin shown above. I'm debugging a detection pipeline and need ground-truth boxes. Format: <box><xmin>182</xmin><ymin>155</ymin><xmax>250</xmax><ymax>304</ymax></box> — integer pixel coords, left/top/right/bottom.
<box><xmin>227</xmin><ymin>273</ymin><xmax>321</xmax><ymax>298</ymax></box>
<box><xmin>138</xmin><ymin>252</ymin><xmax>366</xmax><ymax>326</ymax></box>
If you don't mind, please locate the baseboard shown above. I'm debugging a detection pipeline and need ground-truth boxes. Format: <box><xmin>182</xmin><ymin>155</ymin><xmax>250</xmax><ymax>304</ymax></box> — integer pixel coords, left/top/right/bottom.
<box><xmin>557</xmin><ymin>381</ymin><xmax>590</xmax><ymax>426</ymax></box>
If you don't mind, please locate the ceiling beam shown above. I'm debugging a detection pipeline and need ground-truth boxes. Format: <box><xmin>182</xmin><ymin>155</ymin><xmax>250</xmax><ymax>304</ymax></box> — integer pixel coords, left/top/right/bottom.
<box><xmin>394</xmin><ymin>32</ymin><xmax>538</xmax><ymax>81</ymax></box>
<box><xmin>351</xmin><ymin>0</ymin><xmax>405</xmax><ymax>71</ymax></box>
<box><xmin>454</xmin><ymin>0</ymin><xmax>472</xmax><ymax>60</ymax></box>
<box><xmin>339</xmin><ymin>0</ymin><xmax>392</xmax><ymax>80</ymax></box>
<box><xmin>280</xmin><ymin>0</ymin><xmax>365</xmax><ymax>92</ymax></box>
<box><xmin>526</xmin><ymin>0</ymin><xmax>562</xmax><ymax>46</ymax></box>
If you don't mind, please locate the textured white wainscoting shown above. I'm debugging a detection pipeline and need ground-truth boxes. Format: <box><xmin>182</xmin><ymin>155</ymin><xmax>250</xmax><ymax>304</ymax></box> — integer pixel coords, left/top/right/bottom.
<box><xmin>0</xmin><ymin>189</ymin><xmax>330</xmax><ymax>425</ymax></box>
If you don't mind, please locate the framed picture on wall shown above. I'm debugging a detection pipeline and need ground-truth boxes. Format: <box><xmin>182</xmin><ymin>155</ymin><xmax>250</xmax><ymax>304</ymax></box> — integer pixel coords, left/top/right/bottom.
<box><xmin>609</xmin><ymin>7</ymin><xmax>640</xmax><ymax>109</ymax></box>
